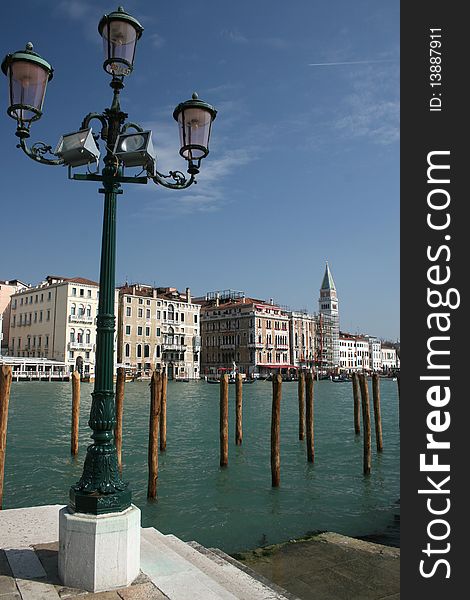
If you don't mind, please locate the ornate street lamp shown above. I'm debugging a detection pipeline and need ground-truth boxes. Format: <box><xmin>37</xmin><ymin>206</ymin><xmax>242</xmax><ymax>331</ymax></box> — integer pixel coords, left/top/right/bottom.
<box><xmin>2</xmin><ymin>7</ymin><xmax>216</xmax><ymax>590</ymax></box>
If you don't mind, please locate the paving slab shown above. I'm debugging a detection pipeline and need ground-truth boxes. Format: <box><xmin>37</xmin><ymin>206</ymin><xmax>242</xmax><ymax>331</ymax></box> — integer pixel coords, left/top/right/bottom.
<box><xmin>14</xmin><ymin>578</ymin><xmax>60</xmax><ymax>600</ymax></box>
<box><xmin>0</xmin><ymin>506</ymin><xmax>64</xmax><ymax>549</ymax></box>
<box><xmin>5</xmin><ymin>548</ymin><xmax>47</xmax><ymax>580</ymax></box>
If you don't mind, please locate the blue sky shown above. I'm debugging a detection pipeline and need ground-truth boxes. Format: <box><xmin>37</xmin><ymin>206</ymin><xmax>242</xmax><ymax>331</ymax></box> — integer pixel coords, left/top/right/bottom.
<box><xmin>1</xmin><ymin>0</ymin><xmax>399</xmax><ymax>340</ymax></box>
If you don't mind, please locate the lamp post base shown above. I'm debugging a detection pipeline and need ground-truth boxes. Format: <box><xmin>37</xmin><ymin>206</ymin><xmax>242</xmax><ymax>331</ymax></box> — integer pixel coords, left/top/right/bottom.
<box><xmin>58</xmin><ymin>504</ymin><xmax>141</xmax><ymax>593</ymax></box>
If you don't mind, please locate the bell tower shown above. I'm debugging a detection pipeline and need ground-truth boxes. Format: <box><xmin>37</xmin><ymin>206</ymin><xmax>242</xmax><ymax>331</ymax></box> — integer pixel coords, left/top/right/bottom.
<box><xmin>318</xmin><ymin>262</ymin><xmax>340</xmax><ymax>368</ymax></box>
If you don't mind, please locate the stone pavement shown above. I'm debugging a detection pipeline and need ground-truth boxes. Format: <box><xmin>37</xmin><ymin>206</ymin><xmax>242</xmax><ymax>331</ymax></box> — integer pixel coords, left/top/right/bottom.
<box><xmin>234</xmin><ymin>532</ymin><xmax>400</xmax><ymax>600</ymax></box>
<box><xmin>0</xmin><ymin>505</ymin><xmax>400</xmax><ymax>599</ymax></box>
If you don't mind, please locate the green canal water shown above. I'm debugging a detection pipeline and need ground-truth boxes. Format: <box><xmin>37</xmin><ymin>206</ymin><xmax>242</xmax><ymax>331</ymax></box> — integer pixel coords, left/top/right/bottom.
<box><xmin>3</xmin><ymin>379</ymin><xmax>399</xmax><ymax>553</ymax></box>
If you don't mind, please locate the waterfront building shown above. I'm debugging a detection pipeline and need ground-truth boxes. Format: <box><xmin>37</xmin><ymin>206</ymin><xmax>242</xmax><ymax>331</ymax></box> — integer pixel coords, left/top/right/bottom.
<box><xmin>288</xmin><ymin>311</ymin><xmax>316</xmax><ymax>369</ymax></box>
<box><xmin>365</xmin><ymin>335</ymin><xmax>382</xmax><ymax>371</ymax></box>
<box><xmin>338</xmin><ymin>333</ymin><xmax>371</xmax><ymax>373</ymax></box>
<box><xmin>0</xmin><ymin>279</ymin><xmax>30</xmax><ymax>354</ymax></box>
<box><xmin>8</xmin><ymin>275</ymin><xmax>117</xmax><ymax>375</ymax></box>
<box><xmin>117</xmin><ymin>283</ymin><xmax>200</xmax><ymax>379</ymax></box>
<box><xmin>198</xmin><ymin>290</ymin><xmax>292</xmax><ymax>378</ymax></box>
<box><xmin>317</xmin><ymin>262</ymin><xmax>340</xmax><ymax>370</ymax></box>
<box><xmin>381</xmin><ymin>343</ymin><xmax>399</xmax><ymax>372</ymax></box>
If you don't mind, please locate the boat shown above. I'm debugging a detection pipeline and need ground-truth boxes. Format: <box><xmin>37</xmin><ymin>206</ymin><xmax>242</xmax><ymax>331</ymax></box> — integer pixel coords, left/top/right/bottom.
<box><xmin>175</xmin><ymin>377</ymin><xmax>190</xmax><ymax>382</ymax></box>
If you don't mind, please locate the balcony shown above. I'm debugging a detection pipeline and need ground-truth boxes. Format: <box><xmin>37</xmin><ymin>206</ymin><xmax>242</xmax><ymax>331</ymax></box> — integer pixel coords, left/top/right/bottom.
<box><xmin>69</xmin><ymin>314</ymin><xmax>94</xmax><ymax>324</ymax></box>
<box><xmin>162</xmin><ymin>343</ymin><xmax>186</xmax><ymax>352</ymax></box>
<box><xmin>248</xmin><ymin>342</ymin><xmax>264</xmax><ymax>349</ymax></box>
<box><xmin>68</xmin><ymin>342</ymin><xmax>94</xmax><ymax>351</ymax></box>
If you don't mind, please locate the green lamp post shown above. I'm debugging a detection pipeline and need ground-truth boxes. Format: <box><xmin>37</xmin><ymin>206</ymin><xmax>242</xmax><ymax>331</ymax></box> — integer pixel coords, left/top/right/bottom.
<box><xmin>2</xmin><ymin>7</ymin><xmax>217</xmax><ymax>516</ymax></box>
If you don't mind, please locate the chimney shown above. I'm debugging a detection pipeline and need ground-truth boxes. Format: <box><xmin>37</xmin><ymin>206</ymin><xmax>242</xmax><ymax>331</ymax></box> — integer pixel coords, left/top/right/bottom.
<box><xmin>186</xmin><ymin>287</ymin><xmax>191</xmax><ymax>304</ymax></box>
<box><xmin>132</xmin><ymin>285</ymin><xmax>136</xmax><ymax>295</ymax></box>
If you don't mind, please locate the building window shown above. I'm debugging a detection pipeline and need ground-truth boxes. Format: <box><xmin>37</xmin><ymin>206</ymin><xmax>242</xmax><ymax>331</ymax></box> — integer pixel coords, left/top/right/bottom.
<box><xmin>126</xmin><ymin>307</ymin><xmax>131</xmax><ymax>317</ymax></box>
<box><xmin>145</xmin><ymin>327</ymin><xmax>150</xmax><ymax>337</ymax></box>
<box><xmin>137</xmin><ymin>326</ymin><xmax>143</xmax><ymax>336</ymax></box>
<box><xmin>79</xmin><ymin>304</ymin><xmax>85</xmax><ymax>317</ymax></box>
<box><xmin>47</xmin><ymin>310</ymin><xmax>51</xmax><ymax>321</ymax></box>
<box><xmin>86</xmin><ymin>351</ymin><xmax>90</xmax><ymax>359</ymax></box>
<box><xmin>146</xmin><ymin>309</ymin><xmax>150</xmax><ymax>319</ymax></box>
<box><xmin>181</xmin><ymin>313</ymin><xmax>185</xmax><ymax>322</ymax></box>
<box><xmin>125</xmin><ymin>343</ymin><xmax>130</xmax><ymax>358</ymax></box>
<box><xmin>69</xmin><ymin>351</ymin><xmax>74</xmax><ymax>359</ymax></box>
<box><xmin>80</xmin><ymin>289</ymin><xmax>84</xmax><ymax>297</ymax></box>
<box><xmin>137</xmin><ymin>344</ymin><xmax>142</xmax><ymax>358</ymax></box>
<box><xmin>126</xmin><ymin>297</ymin><xmax>131</xmax><ymax>303</ymax></box>
<box><xmin>48</xmin><ymin>291</ymin><xmax>51</xmax><ymax>300</ymax></box>
<box><xmin>45</xmin><ymin>336</ymin><xmax>48</xmax><ymax>348</ymax></box>
<box><xmin>86</xmin><ymin>330</ymin><xmax>91</xmax><ymax>344</ymax></box>
<box><xmin>71</xmin><ymin>304</ymin><xmax>76</xmax><ymax>316</ymax></box>
<box><xmin>87</xmin><ymin>290</ymin><xmax>92</xmax><ymax>297</ymax></box>
<box><xmin>39</xmin><ymin>311</ymin><xmax>43</xmax><ymax>322</ymax></box>
<box><xmin>168</xmin><ymin>305</ymin><xmax>174</xmax><ymax>321</ymax></box>
<box><xmin>125</xmin><ymin>325</ymin><xmax>131</xmax><ymax>335</ymax></box>
<box><xmin>156</xmin><ymin>328</ymin><xmax>161</xmax><ymax>336</ymax></box>
<box><xmin>70</xmin><ymin>329</ymin><xmax>75</xmax><ymax>342</ymax></box>
<box><xmin>157</xmin><ymin>311</ymin><xmax>161</xmax><ymax>319</ymax></box>
<box><xmin>144</xmin><ymin>344</ymin><xmax>150</xmax><ymax>358</ymax></box>
<box><xmin>86</xmin><ymin>305</ymin><xmax>92</xmax><ymax>317</ymax></box>
<box><xmin>72</xmin><ymin>288</ymin><xmax>77</xmax><ymax>296</ymax></box>
<box><xmin>138</xmin><ymin>308</ymin><xmax>143</xmax><ymax>318</ymax></box>
<box><xmin>138</xmin><ymin>298</ymin><xmax>143</xmax><ymax>305</ymax></box>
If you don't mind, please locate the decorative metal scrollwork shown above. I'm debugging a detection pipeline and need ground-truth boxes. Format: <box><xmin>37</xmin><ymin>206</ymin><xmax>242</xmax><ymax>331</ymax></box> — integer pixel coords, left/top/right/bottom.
<box><xmin>152</xmin><ymin>169</ymin><xmax>196</xmax><ymax>189</ymax></box>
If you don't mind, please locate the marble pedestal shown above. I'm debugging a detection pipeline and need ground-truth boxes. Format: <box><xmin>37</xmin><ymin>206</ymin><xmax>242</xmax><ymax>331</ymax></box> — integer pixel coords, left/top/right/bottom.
<box><xmin>58</xmin><ymin>504</ymin><xmax>141</xmax><ymax>593</ymax></box>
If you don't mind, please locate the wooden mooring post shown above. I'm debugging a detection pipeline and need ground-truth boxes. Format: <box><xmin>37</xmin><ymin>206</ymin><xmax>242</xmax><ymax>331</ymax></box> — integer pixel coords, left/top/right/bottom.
<box><xmin>352</xmin><ymin>372</ymin><xmax>361</xmax><ymax>435</ymax></box>
<box><xmin>71</xmin><ymin>370</ymin><xmax>80</xmax><ymax>456</ymax></box>
<box><xmin>359</xmin><ymin>373</ymin><xmax>372</xmax><ymax>475</ymax></box>
<box><xmin>220</xmin><ymin>374</ymin><xmax>229</xmax><ymax>467</ymax></box>
<box><xmin>235</xmin><ymin>372</ymin><xmax>243</xmax><ymax>445</ymax></box>
<box><xmin>147</xmin><ymin>371</ymin><xmax>162</xmax><ymax>499</ymax></box>
<box><xmin>372</xmin><ymin>373</ymin><xmax>383</xmax><ymax>452</ymax></box>
<box><xmin>298</xmin><ymin>371</ymin><xmax>305</xmax><ymax>441</ymax></box>
<box><xmin>305</xmin><ymin>370</ymin><xmax>314</xmax><ymax>463</ymax></box>
<box><xmin>0</xmin><ymin>366</ymin><xmax>12</xmax><ymax>510</ymax></box>
<box><xmin>271</xmin><ymin>373</ymin><xmax>282</xmax><ymax>487</ymax></box>
<box><xmin>160</xmin><ymin>371</ymin><xmax>167</xmax><ymax>452</ymax></box>
<box><xmin>115</xmin><ymin>367</ymin><xmax>125</xmax><ymax>471</ymax></box>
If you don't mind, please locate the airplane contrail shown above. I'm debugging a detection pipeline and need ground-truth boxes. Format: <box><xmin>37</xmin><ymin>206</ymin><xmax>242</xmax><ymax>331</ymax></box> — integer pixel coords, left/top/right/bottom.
<box><xmin>308</xmin><ymin>59</ymin><xmax>394</xmax><ymax>67</ymax></box>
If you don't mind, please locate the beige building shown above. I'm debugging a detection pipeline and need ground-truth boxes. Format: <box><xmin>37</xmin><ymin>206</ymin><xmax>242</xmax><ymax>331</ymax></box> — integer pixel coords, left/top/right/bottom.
<box><xmin>198</xmin><ymin>291</ymin><xmax>293</xmax><ymax>378</ymax></box>
<box><xmin>381</xmin><ymin>344</ymin><xmax>399</xmax><ymax>371</ymax></box>
<box><xmin>0</xmin><ymin>279</ymin><xmax>29</xmax><ymax>353</ymax></box>
<box><xmin>8</xmin><ymin>275</ymin><xmax>118</xmax><ymax>375</ymax></box>
<box><xmin>288</xmin><ymin>311</ymin><xmax>316</xmax><ymax>369</ymax></box>
<box><xmin>117</xmin><ymin>284</ymin><xmax>200</xmax><ymax>379</ymax></box>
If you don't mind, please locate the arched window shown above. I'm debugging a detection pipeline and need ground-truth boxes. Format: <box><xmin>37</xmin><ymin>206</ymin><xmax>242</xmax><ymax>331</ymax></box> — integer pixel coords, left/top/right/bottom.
<box><xmin>70</xmin><ymin>329</ymin><xmax>75</xmax><ymax>342</ymax></box>
<box><xmin>77</xmin><ymin>329</ymin><xmax>84</xmax><ymax>343</ymax></box>
<box><xmin>86</xmin><ymin>305</ymin><xmax>92</xmax><ymax>317</ymax></box>
<box><xmin>125</xmin><ymin>343</ymin><xmax>130</xmax><ymax>358</ymax></box>
<box><xmin>144</xmin><ymin>344</ymin><xmax>150</xmax><ymax>358</ymax></box>
<box><xmin>168</xmin><ymin>304</ymin><xmax>175</xmax><ymax>321</ymax></box>
<box><xmin>78</xmin><ymin>304</ymin><xmax>85</xmax><ymax>317</ymax></box>
<box><xmin>137</xmin><ymin>344</ymin><xmax>142</xmax><ymax>358</ymax></box>
<box><xmin>70</xmin><ymin>303</ymin><xmax>76</xmax><ymax>316</ymax></box>
<box><xmin>167</xmin><ymin>327</ymin><xmax>174</xmax><ymax>345</ymax></box>
<box><xmin>85</xmin><ymin>330</ymin><xmax>91</xmax><ymax>344</ymax></box>
<box><xmin>156</xmin><ymin>345</ymin><xmax>161</xmax><ymax>358</ymax></box>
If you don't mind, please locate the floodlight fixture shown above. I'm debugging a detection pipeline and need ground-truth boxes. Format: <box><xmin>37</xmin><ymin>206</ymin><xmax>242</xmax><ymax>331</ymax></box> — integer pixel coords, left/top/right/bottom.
<box><xmin>55</xmin><ymin>128</ymin><xmax>100</xmax><ymax>167</ymax></box>
<box><xmin>114</xmin><ymin>130</ymin><xmax>155</xmax><ymax>172</ymax></box>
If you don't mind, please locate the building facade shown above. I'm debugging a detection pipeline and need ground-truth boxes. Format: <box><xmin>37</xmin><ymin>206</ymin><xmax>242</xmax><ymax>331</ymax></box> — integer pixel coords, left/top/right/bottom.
<box><xmin>117</xmin><ymin>284</ymin><xmax>200</xmax><ymax>379</ymax></box>
<box><xmin>198</xmin><ymin>291</ymin><xmax>293</xmax><ymax>378</ymax></box>
<box><xmin>8</xmin><ymin>275</ymin><xmax>117</xmax><ymax>375</ymax></box>
<box><xmin>288</xmin><ymin>311</ymin><xmax>316</xmax><ymax>369</ymax></box>
<box><xmin>381</xmin><ymin>344</ymin><xmax>399</xmax><ymax>372</ymax></box>
<box><xmin>0</xmin><ymin>279</ymin><xmax>29</xmax><ymax>353</ymax></box>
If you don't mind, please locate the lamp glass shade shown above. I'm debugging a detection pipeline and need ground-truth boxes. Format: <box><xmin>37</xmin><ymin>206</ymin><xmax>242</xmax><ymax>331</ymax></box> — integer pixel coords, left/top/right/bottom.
<box><xmin>102</xmin><ymin>19</ymin><xmax>138</xmax><ymax>76</ymax></box>
<box><xmin>8</xmin><ymin>59</ymin><xmax>49</xmax><ymax>122</ymax></box>
<box><xmin>177</xmin><ymin>107</ymin><xmax>213</xmax><ymax>159</ymax></box>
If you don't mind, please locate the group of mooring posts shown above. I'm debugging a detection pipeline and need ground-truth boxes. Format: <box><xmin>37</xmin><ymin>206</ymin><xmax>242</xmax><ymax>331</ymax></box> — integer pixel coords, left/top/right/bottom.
<box><xmin>218</xmin><ymin>371</ymin><xmax>316</xmax><ymax>487</ymax></box>
<box><xmin>69</xmin><ymin>367</ymin><xmax>168</xmax><ymax>500</ymax></box>
<box><xmin>218</xmin><ymin>369</ymin><xmax>386</xmax><ymax>487</ymax></box>
<box><xmin>352</xmin><ymin>372</ymin><xmax>383</xmax><ymax>475</ymax></box>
